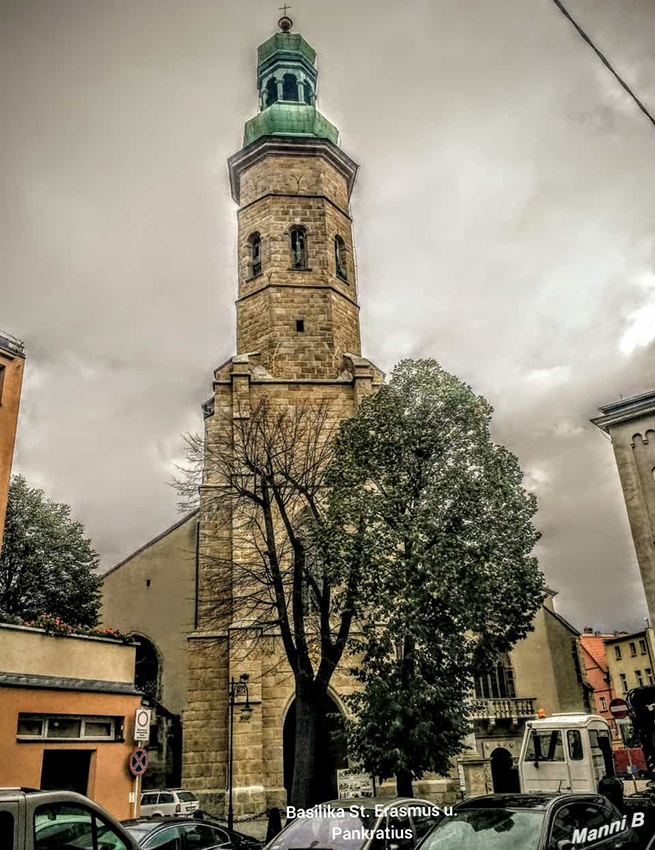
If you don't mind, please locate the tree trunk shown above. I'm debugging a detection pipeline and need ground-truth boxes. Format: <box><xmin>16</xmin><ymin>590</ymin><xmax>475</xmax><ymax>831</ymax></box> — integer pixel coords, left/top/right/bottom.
<box><xmin>395</xmin><ymin>768</ymin><xmax>413</xmax><ymax>798</ymax></box>
<box><xmin>290</xmin><ymin>677</ymin><xmax>322</xmax><ymax>809</ymax></box>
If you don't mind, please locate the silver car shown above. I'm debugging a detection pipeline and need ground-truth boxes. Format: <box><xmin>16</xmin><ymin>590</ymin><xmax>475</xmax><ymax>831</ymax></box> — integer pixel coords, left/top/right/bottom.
<box><xmin>265</xmin><ymin>797</ymin><xmax>441</xmax><ymax>850</ymax></box>
<box><xmin>139</xmin><ymin>789</ymin><xmax>199</xmax><ymax>818</ymax></box>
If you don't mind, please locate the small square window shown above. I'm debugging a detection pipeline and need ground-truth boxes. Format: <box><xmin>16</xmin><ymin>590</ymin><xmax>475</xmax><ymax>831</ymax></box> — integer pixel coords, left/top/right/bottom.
<box><xmin>47</xmin><ymin>718</ymin><xmax>81</xmax><ymax>738</ymax></box>
<box><xmin>146</xmin><ymin>579</ymin><xmax>151</xmax><ymax>588</ymax></box>
<box><xmin>17</xmin><ymin>715</ymin><xmax>44</xmax><ymax>737</ymax></box>
<box><xmin>83</xmin><ymin>718</ymin><xmax>114</xmax><ymax>739</ymax></box>
<box><xmin>296</xmin><ymin>319</ymin><xmax>304</xmax><ymax>332</ymax></box>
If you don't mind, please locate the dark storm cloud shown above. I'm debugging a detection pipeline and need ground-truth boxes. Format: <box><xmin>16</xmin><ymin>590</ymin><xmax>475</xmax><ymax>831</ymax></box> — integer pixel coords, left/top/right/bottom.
<box><xmin>3</xmin><ymin>0</ymin><xmax>654</xmax><ymax>631</ymax></box>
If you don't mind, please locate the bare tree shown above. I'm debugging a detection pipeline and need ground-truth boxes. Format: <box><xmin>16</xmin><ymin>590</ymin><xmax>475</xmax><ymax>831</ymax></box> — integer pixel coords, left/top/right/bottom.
<box><xmin>176</xmin><ymin>397</ymin><xmax>364</xmax><ymax>809</ymax></box>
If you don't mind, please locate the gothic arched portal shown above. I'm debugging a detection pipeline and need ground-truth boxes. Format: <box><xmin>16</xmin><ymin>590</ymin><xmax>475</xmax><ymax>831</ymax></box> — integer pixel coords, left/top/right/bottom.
<box><xmin>283</xmin><ymin>694</ymin><xmax>348</xmax><ymax>803</ymax></box>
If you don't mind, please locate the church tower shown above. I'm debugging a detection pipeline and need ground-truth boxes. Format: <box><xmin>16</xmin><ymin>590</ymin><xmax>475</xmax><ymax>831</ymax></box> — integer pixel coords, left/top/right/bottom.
<box><xmin>183</xmin><ymin>16</ymin><xmax>382</xmax><ymax>816</ymax></box>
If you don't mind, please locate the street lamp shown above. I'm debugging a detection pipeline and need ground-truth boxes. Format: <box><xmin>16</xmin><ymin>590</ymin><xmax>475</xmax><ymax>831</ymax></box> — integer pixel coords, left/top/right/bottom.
<box><xmin>228</xmin><ymin>673</ymin><xmax>252</xmax><ymax>831</ymax></box>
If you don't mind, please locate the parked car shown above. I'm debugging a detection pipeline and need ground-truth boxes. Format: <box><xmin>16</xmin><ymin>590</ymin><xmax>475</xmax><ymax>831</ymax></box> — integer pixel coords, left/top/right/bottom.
<box><xmin>140</xmin><ymin>789</ymin><xmax>200</xmax><ymax>818</ymax></box>
<box><xmin>265</xmin><ymin>797</ymin><xmax>440</xmax><ymax>850</ymax></box>
<box><xmin>123</xmin><ymin>816</ymin><xmax>263</xmax><ymax>850</ymax></box>
<box><xmin>416</xmin><ymin>793</ymin><xmax>640</xmax><ymax>850</ymax></box>
<box><xmin>1</xmin><ymin>787</ymin><xmax>139</xmax><ymax>849</ymax></box>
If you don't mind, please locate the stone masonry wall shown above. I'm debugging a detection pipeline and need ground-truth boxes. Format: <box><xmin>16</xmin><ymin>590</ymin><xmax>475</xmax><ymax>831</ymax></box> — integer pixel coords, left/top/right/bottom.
<box><xmin>235</xmin><ymin>152</ymin><xmax>359</xmax><ymax>379</ymax></box>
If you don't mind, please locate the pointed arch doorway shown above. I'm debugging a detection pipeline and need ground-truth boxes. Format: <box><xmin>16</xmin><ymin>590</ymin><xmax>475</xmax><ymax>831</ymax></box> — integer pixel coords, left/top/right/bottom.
<box><xmin>283</xmin><ymin>693</ymin><xmax>348</xmax><ymax>803</ymax></box>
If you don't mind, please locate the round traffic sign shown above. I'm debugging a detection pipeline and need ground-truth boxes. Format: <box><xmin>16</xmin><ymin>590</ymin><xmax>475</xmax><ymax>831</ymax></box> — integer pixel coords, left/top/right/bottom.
<box><xmin>136</xmin><ymin>709</ymin><xmax>150</xmax><ymax>728</ymax></box>
<box><xmin>129</xmin><ymin>746</ymin><xmax>149</xmax><ymax>776</ymax></box>
<box><xmin>609</xmin><ymin>698</ymin><xmax>629</xmax><ymax>719</ymax></box>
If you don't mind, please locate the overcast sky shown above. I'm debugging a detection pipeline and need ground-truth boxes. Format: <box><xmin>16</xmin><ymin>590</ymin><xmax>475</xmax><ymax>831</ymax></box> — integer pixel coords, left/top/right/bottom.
<box><xmin>3</xmin><ymin>0</ymin><xmax>655</xmax><ymax>632</ymax></box>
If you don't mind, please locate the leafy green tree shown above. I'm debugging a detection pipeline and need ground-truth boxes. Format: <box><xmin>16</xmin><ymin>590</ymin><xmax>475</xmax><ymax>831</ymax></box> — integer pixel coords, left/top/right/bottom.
<box><xmin>324</xmin><ymin>359</ymin><xmax>544</xmax><ymax>795</ymax></box>
<box><xmin>0</xmin><ymin>475</ymin><xmax>102</xmax><ymax>626</ymax></box>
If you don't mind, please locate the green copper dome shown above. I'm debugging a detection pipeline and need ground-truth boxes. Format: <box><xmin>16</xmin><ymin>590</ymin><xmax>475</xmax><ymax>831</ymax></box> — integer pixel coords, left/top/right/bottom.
<box><xmin>244</xmin><ymin>102</ymin><xmax>338</xmax><ymax>146</ymax></box>
<box><xmin>258</xmin><ymin>32</ymin><xmax>316</xmax><ymax>67</ymax></box>
<box><xmin>241</xmin><ymin>19</ymin><xmax>340</xmax><ymax>148</ymax></box>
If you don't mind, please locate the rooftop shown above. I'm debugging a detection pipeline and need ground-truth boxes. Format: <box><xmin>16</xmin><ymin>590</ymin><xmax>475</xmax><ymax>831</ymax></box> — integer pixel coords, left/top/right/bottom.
<box><xmin>591</xmin><ymin>389</ymin><xmax>655</xmax><ymax>432</ymax></box>
<box><xmin>0</xmin><ymin>329</ymin><xmax>25</xmax><ymax>358</ymax></box>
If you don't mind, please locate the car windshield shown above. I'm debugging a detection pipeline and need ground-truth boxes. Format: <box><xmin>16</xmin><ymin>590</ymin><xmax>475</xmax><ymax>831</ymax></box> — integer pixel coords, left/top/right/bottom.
<box><xmin>268</xmin><ymin>812</ymin><xmax>378</xmax><ymax>850</ymax></box>
<box><xmin>419</xmin><ymin>809</ymin><xmax>544</xmax><ymax>850</ymax></box>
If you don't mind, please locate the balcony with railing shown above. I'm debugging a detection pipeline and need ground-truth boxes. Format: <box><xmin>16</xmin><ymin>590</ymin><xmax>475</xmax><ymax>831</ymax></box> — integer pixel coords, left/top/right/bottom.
<box><xmin>471</xmin><ymin>696</ymin><xmax>536</xmax><ymax>721</ymax></box>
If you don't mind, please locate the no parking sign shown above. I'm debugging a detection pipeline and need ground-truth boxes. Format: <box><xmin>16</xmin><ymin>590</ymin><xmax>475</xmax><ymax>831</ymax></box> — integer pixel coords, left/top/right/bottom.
<box><xmin>129</xmin><ymin>747</ymin><xmax>149</xmax><ymax>777</ymax></box>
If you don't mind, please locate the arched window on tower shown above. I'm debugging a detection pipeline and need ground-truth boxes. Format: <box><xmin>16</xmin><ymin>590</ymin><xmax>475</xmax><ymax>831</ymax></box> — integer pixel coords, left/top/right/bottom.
<box><xmin>265</xmin><ymin>77</ymin><xmax>278</xmax><ymax>107</ymax></box>
<box><xmin>290</xmin><ymin>226</ymin><xmax>307</xmax><ymax>269</ymax></box>
<box><xmin>334</xmin><ymin>235</ymin><xmax>347</xmax><ymax>281</ymax></box>
<box><xmin>303</xmin><ymin>81</ymin><xmax>313</xmax><ymax>105</ymax></box>
<box><xmin>283</xmin><ymin>73</ymin><xmax>299</xmax><ymax>101</ymax></box>
<box><xmin>248</xmin><ymin>232</ymin><xmax>262</xmax><ymax>277</ymax></box>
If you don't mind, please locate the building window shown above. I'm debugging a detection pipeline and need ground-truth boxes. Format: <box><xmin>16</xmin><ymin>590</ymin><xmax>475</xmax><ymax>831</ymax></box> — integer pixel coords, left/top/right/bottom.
<box><xmin>474</xmin><ymin>661</ymin><xmax>516</xmax><ymax>700</ymax></box>
<box><xmin>637</xmin><ymin>670</ymin><xmax>644</xmax><ymax>687</ymax></box>
<box><xmin>290</xmin><ymin>226</ymin><xmax>307</xmax><ymax>269</ymax></box>
<box><xmin>630</xmin><ymin>642</ymin><xmax>637</xmax><ymax>657</ymax></box>
<box><xmin>600</xmin><ymin>696</ymin><xmax>607</xmax><ymax>711</ymax></box>
<box><xmin>0</xmin><ymin>363</ymin><xmax>5</xmax><ymax>404</ymax></box>
<box><xmin>17</xmin><ymin>714</ymin><xmax>117</xmax><ymax>741</ymax></box>
<box><xmin>303</xmin><ymin>81</ymin><xmax>313</xmax><ymax>104</ymax></box>
<box><xmin>134</xmin><ymin>635</ymin><xmax>160</xmax><ymax>700</ymax></box>
<box><xmin>620</xmin><ymin>673</ymin><xmax>628</xmax><ymax>693</ymax></box>
<box><xmin>615</xmin><ymin>646</ymin><xmax>622</xmax><ymax>660</ymax></box>
<box><xmin>567</xmin><ymin>729</ymin><xmax>584</xmax><ymax>760</ymax></box>
<box><xmin>647</xmin><ymin>668</ymin><xmax>654</xmax><ymax>685</ymax></box>
<box><xmin>248</xmin><ymin>232</ymin><xmax>262</xmax><ymax>277</ymax></box>
<box><xmin>265</xmin><ymin>77</ymin><xmax>278</xmax><ymax>107</ymax></box>
<box><xmin>640</xmin><ymin>639</ymin><xmax>648</xmax><ymax>654</ymax></box>
<box><xmin>296</xmin><ymin>319</ymin><xmax>305</xmax><ymax>333</ymax></box>
<box><xmin>283</xmin><ymin>73</ymin><xmax>299</xmax><ymax>101</ymax></box>
<box><xmin>335</xmin><ymin>235</ymin><xmax>347</xmax><ymax>281</ymax></box>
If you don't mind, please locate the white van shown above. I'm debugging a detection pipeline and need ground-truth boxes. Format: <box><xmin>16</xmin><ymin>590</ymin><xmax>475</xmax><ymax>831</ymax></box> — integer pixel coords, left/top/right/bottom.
<box><xmin>519</xmin><ymin>712</ymin><xmax>615</xmax><ymax>794</ymax></box>
<box><xmin>139</xmin><ymin>788</ymin><xmax>199</xmax><ymax>818</ymax></box>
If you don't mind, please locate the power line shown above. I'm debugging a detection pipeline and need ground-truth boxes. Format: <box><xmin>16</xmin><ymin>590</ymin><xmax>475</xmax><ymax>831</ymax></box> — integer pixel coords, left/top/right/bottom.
<box><xmin>550</xmin><ymin>0</ymin><xmax>655</xmax><ymax>130</ymax></box>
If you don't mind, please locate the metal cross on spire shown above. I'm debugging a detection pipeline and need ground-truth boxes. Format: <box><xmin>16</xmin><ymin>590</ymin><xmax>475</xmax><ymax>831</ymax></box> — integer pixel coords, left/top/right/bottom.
<box><xmin>277</xmin><ymin>4</ymin><xmax>293</xmax><ymax>32</ymax></box>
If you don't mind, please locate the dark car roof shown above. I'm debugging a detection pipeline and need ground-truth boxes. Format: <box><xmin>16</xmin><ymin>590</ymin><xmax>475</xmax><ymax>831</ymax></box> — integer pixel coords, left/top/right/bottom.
<box><xmin>456</xmin><ymin>793</ymin><xmax>608</xmax><ymax>812</ymax></box>
<box><xmin>123</xmin><ymin>816</ymin><xmax>259</xmax><ymax>838</ymax></box>
<box><xmin>124</xmin><ymin>817</ymin><xmax>214</xmax><ymax>829</ymax></box>
<box><xmin>327</xmin><ymin>797</ymin><xmax>433</xmax><ymax>809</ymax></box>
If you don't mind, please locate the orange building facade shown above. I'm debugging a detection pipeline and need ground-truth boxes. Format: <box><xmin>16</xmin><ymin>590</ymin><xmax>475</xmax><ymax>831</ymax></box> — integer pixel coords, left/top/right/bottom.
<box><xmin>580</xmin><ymin>628</ymin><xmax>619</xmax><ymax>742</ymax></box>
<box><xmin>0</xmin><ymin>330</ymin><xmax>25</xmax><ymax>552</ymax></box>
<box><xmin>0</xmin><ymin>623</ymin><xmax>142</xmax><ymax>820</ymax></box>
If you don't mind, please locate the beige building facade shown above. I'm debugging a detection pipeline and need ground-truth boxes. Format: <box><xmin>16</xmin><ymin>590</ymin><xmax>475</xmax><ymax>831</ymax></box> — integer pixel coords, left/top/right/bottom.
<box><xmin>592</xmin><ymin>392</ymin><xmax>655</xmax><ymax>624</ymax></box>
<box><xmin>604</xmin><ymin>628</ymin><xmax>655</xmax><ymax>698</ymax></box>
<box><xmin>101</xmin><ymin>511</ymin><xmax>199</xmax><ymax>787</ymax></box>
<box><xmin>469</xmin><ymin>590</ymin><xmax>592</xmax><ymax>793</ymax></box>
<box><xmin>0</xmin><ymin>330</ymin><xmax>25</xmax><ymax>553</ymax></box>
